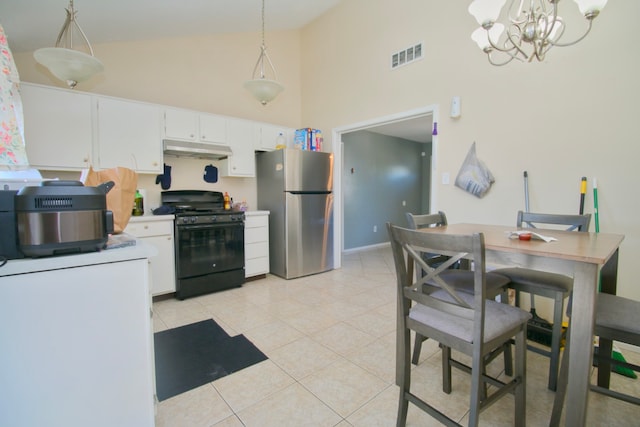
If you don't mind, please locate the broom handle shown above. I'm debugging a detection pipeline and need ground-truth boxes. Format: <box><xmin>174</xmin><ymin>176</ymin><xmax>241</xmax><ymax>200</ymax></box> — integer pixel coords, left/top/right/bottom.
<box><xmin>523</xmin><ymin>171</ymin><xmax>530</xmax><ymax>213</ymax></box>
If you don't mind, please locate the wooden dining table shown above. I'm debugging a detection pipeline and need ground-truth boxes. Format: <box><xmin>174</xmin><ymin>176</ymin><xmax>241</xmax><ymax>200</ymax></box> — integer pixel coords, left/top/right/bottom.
<box><xmin>417</xmin><ymin>223</ymin><xmax>624</xmax><ymax>427</ymax></box>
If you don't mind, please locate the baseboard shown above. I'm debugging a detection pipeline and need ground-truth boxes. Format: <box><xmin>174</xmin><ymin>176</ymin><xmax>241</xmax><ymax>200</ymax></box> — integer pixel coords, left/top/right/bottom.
<box><xmin>343</xmin><ymin>242</ymin><xmax>390</xmax><ymax>255</ymax></box>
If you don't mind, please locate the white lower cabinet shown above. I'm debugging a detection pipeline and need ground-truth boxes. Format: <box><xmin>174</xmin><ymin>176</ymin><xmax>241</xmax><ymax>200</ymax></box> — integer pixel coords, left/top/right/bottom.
<box><xmin>125</xmin><ymin>217</ymin><xmax>176</xmax><ymax>296</ymax></box>
<box><xmin>245</xmin><ymin>212</ymin><xmax>270</xmax><ymax>278</ymax></box>
<box><xmin>0</xmin><ymin>254</ymin><xmax>155</xmax><ymax>427</ymax></box>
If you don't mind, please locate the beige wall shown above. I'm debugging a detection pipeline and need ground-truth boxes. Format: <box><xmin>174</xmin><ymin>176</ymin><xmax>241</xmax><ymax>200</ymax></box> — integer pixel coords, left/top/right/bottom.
<box><xmin>10</xmin><ymin>1</ymin><xmax>640</xmax><ymax>302</ymax></box>
<box><xmin>301</xmin><ymin>0</ymin><xmax>640</xmax><ymax>303</ymax></box>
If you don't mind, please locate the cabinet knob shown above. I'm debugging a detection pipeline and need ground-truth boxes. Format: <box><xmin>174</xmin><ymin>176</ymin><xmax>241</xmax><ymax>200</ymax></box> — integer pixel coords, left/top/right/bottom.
<box><xmin>144</xmin><ymin>225</ymin><xmax>149</xmax><ymax>229</ymax></box>
<box><xmin>201</xmin><ymin>135</ymin><xmax>206</xmax><ymax>139</ymax></box>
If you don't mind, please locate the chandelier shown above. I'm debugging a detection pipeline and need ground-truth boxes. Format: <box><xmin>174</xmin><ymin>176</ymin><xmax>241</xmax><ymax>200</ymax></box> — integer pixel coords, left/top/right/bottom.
<box><xmin>33</xmin><ymin>0</ymin><xmax>103</xmax><ymax>88</ymax></box>
<box><xmin>243</xmin><ymin>0</ymin><xmax>284</xmax><ymax>105</ymax></box>
<box><xmin>468</xmin><ymin>0</ymin><xmax>608</xmax><ymax>66</ymax></box>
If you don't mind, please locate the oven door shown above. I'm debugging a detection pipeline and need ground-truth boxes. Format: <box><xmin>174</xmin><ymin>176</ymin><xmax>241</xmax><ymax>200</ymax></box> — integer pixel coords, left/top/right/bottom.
<box><xmin>175</xmin><ymin>222</ymin><xmax>244</xmax><ymax>279</ymax></box>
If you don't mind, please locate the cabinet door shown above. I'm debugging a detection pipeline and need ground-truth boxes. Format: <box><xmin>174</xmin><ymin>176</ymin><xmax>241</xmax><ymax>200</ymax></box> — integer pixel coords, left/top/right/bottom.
<box><xmin>199</xmin><ymin>114</ymin><xmax>227</xmax><ymax>144</ymax></box>
<box><xmin>21</xmin><ymin>83</ymin><xmax>93</xmax><ymax>170</ymax></box>
<box><xmin>124</xmin><ymin>220</ymin><xmax>176</xmax><ymax>296</ymax></box>
<box><xmin>257</xmin><ymin>124</ymin><xmax>288</xmax><ymax>151</ymax></box>
<box><xmin>164</xmin><ymin>108</ymin><xmax>198</xmax><ymax>141</ymax></box>
<box><xmin>222</xmin><ymin>119</ymin><xmax>255</xmax><ymax>177</ymax></box>
<box><xmin>96</xmin><ymin>98</ymin><xmax>162</xmax><ymax>173</ymax></box>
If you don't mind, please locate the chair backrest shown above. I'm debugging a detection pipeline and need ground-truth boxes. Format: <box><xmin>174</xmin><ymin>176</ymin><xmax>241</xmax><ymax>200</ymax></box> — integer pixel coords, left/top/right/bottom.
<box><xmin>387</xmin><ymin>222</ymin><xmax>489</xmax><ymax>344</ymax></box>
<box><xmin>405</xmin><ymin>211</ymin><xmax>456</xmax><ymax>271</ymax></box>
<box><xmin>405</xmin><ymin>211</ymin><xmax>448</xmax><ymax>230</ymax></box>
<box><xmin>517</xmin><ymin>211</ymin><xmax>591</xmax><ymax>232</ymax></box>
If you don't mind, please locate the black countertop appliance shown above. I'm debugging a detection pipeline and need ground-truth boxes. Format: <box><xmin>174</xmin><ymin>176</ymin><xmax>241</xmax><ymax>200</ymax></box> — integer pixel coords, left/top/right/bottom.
<box><xmin>14</xmin><ymin>180</ymin><xmax>114</xmax><ymax>257</ymax></box>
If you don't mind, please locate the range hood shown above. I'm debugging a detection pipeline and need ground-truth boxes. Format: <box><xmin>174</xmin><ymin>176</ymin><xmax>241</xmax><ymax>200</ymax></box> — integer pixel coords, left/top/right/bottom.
<box><xmin>163</xmin><ymin>140</ymin><xmax>233</xmax><ymax>160</ymax></box>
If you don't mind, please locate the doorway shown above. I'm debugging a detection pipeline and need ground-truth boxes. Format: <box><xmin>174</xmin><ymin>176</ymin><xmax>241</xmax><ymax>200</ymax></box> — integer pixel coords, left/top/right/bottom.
<box><xmin>331</xmin><ymin>105</ymin><xmax>439</xmax><ymax>268</ymax></box>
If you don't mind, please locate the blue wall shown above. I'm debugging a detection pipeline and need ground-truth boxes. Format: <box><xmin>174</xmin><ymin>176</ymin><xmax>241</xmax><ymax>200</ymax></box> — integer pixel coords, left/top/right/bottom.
<box><xmin>342</xmin><ymin>130</ymin><xmax>431</xmax><ymax>250</ymax></box>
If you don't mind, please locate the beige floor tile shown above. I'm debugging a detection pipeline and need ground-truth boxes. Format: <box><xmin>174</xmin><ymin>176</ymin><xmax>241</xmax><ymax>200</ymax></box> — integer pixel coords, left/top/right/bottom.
<box><xmin>300</xmin><ymin>358</ymin><xmax>388</xmax><ymax>418</ymax></box>
<box><xmin>310</xmin><ymin>322</ymin><xmax>378</xmax><ymax>357</ymax></box>
<box><xmin>345</xmin><ymin>337</ymin><xmax>396</xmax><ymax>384</ymax></box>
<box><xmin>343</xmin><ymin>309</ymin><xmax>395</xmax><ymax>338</ymax></box>
<box><xmin>278</xmin><ymin>306</ymin><xmax>343</xmax><ymax>335</ymax></box>
<box><xmin>267</xmin><ymin>336</ymin><xmax>342</xmax><ymax>380</ymax></box>
<box><xmin>242</xmin><ymin>318</ymin><xmax>304</xmax><ymax>352</ymax></box>
<box><xmin>212</xmin><ymin>414</ymin><xmax>245</xmax><ymax>427</ymax></box>
<box><xmin>155</xmin><ymin>383</ymin><xmax>233</xmax><ymax>427</ymax></box>
<box><xmin>212</xmin><ymin>360</ymin><xmax>294</xmax><ymax>413</ymax></box>
<box><xmin>236</xmin><ymin>383</ymin><xmax>342</xmax><ymax>427</ymax></box>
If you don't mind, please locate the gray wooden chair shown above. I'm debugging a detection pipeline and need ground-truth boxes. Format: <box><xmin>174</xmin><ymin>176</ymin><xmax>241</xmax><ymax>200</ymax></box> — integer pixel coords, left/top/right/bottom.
<box><xmin>493</xmin><ymin>211</ymin><xmax>591</xmax><ymax>391</ymax></box>
<box><xmin>550</xmin><ymin>292</ymin><xmax>640</xmax><ymax>426</ymax></box>
<box><xmin>405</xmin><ymin>212</ymin><xmax>512</xmax><ymax>376</ymax></box>
<box><xmin>387</xmin><ymin>222</ymin><xmax>530</xmax><ymax>427</ymax></box>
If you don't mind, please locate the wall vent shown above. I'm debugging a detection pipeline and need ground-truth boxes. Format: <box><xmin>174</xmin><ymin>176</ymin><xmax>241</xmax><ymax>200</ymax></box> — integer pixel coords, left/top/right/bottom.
<box><xmin>391</xmin><ymin>42</ymin><xmax>423</xmax><ymax>70</ymax></box>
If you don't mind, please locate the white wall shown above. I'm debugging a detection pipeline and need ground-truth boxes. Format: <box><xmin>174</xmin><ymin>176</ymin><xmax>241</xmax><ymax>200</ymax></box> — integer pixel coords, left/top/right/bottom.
<box><xmin>300</xmin><ymin>1</ymin><xmax>640</xmax><ymax>303</ymax></box>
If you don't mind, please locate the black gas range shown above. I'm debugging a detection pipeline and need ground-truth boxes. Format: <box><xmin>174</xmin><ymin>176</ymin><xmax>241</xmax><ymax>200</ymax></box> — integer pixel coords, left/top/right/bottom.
<box><xmin>161</xmin><ymin>191</ymin><xmax>245</xmax><ymax>300</ymax></box>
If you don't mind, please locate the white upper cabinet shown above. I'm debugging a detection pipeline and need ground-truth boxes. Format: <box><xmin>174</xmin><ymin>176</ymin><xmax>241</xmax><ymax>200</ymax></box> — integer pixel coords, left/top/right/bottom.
<box><xmin>255</xmin><ymin>124</ymin><xmax>290</xmax><ymax>151</ymax></box>
<box><xmin>21</xmin><ymin>83</ymin><xmax>93</xmax><ymax>171</ymax></box>
<box><xmin>199</xmin><ymin>114</ymin><xmax>227</xmax><ymax>144</ymax></box>
<box><xmin>164</xmin><ymin>108</ymin><xmax>228</xmax><ymax>145</ymax></box>
<box><xmin>164</xmin><ymin>108</ymin><xmax>198</xmax><ymax>141</ymax></box>
<box><xmin>95</xmin><ymin>97</ymin><xmax>163</xmax><ymax>173</ymax></box>
<box><xmin>220</xmin><ymin>118</ymin><xmax>255</xmax><ymax>177</ymax></box>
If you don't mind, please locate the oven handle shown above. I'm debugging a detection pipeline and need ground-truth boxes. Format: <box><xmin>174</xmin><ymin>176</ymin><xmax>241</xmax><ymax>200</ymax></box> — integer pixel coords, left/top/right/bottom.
<box><xmin>177</xmin><ymin>222</ymin><xmax>244</xmax><ymax>231</ymax></box>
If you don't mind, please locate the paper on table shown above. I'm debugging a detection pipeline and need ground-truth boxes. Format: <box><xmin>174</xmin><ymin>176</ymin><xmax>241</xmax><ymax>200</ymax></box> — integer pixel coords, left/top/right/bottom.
<box><xmin>506</xmin><ymin>230</ymin><xmax>558</xmax><ymax>243</ymax></box>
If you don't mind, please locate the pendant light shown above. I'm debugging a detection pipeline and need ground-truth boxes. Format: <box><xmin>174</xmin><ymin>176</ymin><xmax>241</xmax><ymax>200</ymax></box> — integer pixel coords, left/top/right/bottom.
<box><xmin>33</xmin><ymin>0</ymin><xmax>103</xmax><ymax>88</ymax></box>
<box><xmin>243</xmin><ymin>0</ymin><xmax>284</xmax><ymax>105</ymax></box>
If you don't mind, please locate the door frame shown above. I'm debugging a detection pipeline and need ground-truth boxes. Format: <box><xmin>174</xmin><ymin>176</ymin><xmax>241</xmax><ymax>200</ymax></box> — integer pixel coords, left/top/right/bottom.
<box><xmin>331</xmin><ymin>105</ymin><xmax>440</xmax><ymax>268</ymax></box>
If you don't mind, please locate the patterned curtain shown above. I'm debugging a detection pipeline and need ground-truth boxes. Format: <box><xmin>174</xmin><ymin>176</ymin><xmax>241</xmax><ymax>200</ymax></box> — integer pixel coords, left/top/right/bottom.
<box><xmin>0</xmin><ymin>23</ymin><xmax>29</xmax><ymax>168</ymax></box>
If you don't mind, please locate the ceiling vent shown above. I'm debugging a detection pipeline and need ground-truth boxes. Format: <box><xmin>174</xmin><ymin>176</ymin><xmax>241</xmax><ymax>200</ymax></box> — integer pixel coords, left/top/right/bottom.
<box><xmin>391</xmin><ymin>42</ymin><xmax>423</xmax><ymax>70</ymax></box>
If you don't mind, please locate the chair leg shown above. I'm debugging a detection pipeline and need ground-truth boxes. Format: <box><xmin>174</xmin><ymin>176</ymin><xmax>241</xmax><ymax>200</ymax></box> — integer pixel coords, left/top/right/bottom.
<box><xmin>515</xmin><ymin>328</ymin><xmax>527</xmax><ymax>427</ymax></box>
<box><xmin>412</xmin><ymin>333</ymin><xmax>425</xmax><ymax>365</ymax></box>
<box><xmin>547</xmin><ymin>292</ymin><xmax>565</xmax><ymax>391</ymax></box>
<box><xmin>442</xmin><ymin>345</ymin><xmax>452</xmax><ymax>394</ymax></box>
<box><xmin>550</xmin><ymin>328</ymin><xmax>570</xmax><ymax>427</ymax></box>
<box><xmin>397</xmin><ymin>327</ymin><xmax>412</xmax><ymax>427</ymax></box>
<box><xmin>503</xmin><ymin>342</ymin><xmax>513</xmax><ymax>376</ymax></box>
<box><xmin>468</xmin><ymin>347</ymin><xmax>483</xmax><ymax>427</ymax></box>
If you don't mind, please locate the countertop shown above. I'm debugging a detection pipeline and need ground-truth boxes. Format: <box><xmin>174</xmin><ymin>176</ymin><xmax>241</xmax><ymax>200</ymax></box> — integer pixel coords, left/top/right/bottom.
<box><xmin>244</xmin><ymin>210</ymin><xmax>269</xmax><ymax>216</ymax></box>
<box><xmin>128</xmin><ymin>214</ymin><xmax>174</xmax><ymax>223</ymax></box>
<box><xmin>0</xmin><ymin>237</ymin><xmax>157</xmax><ymax>277</ymax></box>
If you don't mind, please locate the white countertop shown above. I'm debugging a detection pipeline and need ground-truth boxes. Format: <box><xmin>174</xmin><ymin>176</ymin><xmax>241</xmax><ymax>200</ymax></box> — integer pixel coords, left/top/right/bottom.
<box><xmin>127</xmin><ymin>214</ymin><xmax>175</xmax><ymax>223</ymax></box>
<box><xmin>0</xmin><ymin>237</ymin><xmax>157</xmax><ymax>277</ymax></box>
<box><xmin>244</xmin><ymin>210</ymin><xmax>269</xmax><ymax>216</ymax></box>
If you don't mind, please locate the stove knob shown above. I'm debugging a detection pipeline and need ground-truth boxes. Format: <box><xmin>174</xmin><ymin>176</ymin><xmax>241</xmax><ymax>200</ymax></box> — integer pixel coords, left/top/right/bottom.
<box><xmin>191</xmin><ymin>216</ymin><xmax>197</xmax><ymax>224</ymax></box>
<box><xmin>182</xmin><ymin>217</ymin><xmax>189</xmax><ymax>224</ymax></box>
<box><xmin>212</xmin><ymin>215</ymin><xmax>217</xmax><ymax>222</ymax></box>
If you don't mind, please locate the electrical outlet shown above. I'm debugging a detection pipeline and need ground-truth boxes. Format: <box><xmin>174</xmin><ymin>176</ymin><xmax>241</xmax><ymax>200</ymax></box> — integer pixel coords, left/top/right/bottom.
<box><xmin>373</xmin><ymin>225</ymin><xmax>377</xmax><ymax>233</ymax></box>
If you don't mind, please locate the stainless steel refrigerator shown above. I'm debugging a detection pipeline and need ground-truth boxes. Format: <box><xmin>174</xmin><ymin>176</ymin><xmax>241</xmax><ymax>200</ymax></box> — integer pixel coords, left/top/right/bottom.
<box><xmin>256</xmin><ymin>149</ymin><xmax>334</xmax><ymax>279</ymax></box>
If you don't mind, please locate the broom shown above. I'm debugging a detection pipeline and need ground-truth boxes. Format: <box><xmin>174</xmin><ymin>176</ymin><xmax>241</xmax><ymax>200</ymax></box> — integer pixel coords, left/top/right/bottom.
<box><xmin>590</xmin><ymin>178</ymin><xmax>636</xmax><ymax>379</ymax></box>
<box><xmin>522</xmin><ymin>171</ymin><xmax>555</xmax><ymax>346</ymax></box>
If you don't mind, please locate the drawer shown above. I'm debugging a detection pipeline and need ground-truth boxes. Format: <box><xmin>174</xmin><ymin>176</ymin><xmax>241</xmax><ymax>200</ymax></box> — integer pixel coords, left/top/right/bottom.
<box><xmin>245</xmin><ymin>215</ymin><xmax>269</xmax><ymax>228</ymax></box>
<box><xmin>245</xmin><ymin>241</ymin><xmax>268</xmax><ymax>260</ymax></box>
<box><xmin>245</xmin><ymin>226</ymin><xmax>268</xmax><ymax>244</ymax></box>
<box><xmin>246</xmin><ymin>257</ymin><xmax>269</xmax><ymax>277</ymax></box>
<box><xmin>124</xmin><ymin>220</ymin><xmax>173</xmax><ymax>238</ymax></box>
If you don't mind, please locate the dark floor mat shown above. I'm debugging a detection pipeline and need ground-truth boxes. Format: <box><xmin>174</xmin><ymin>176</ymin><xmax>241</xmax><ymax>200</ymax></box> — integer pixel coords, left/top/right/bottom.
<box><xmin>154</xmin><ymin>319</ymin><xmax>267</xmax><ymax>401</ymax></box>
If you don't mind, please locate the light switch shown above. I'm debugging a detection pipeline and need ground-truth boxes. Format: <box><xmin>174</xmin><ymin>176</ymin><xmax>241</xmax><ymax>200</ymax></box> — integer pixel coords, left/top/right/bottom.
<box><xmin>442</xmin><ymin>172</ymin><xmax>450</xmax><ymax>185</ymax></box>
<box><xmin>450</xmin><ymin>96</ymin><xmax>461</xmax><ymax>118</ymax></box>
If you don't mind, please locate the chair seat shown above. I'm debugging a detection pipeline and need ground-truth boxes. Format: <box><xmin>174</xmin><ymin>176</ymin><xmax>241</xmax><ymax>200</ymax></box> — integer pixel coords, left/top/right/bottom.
<box><xmin>597</xmin><ymin>293</ymin><xmax>640</xmax><ymax>343</ymax></box>
<box><xmin>410</xmin><ymin>290</ymin><xmax>532</xmax><ymax>343</ymax></box>
<box><xmin>495</xmin><ymin>267</ymin><xmax>572</xmax><ymax>294</ymax></box>
<box><xmin>427</xmin><ymin>270</ymin><xmax>510</xmax><ymax>298</ymax></box>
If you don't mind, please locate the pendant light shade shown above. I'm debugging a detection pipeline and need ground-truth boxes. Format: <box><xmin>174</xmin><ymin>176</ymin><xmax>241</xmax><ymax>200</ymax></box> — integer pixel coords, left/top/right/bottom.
<box><xmin>244</xmin><ymin>0</ymin><xmax>284</xmax><ymax>105</ymax></box>
<box><xmin>33</xmin><ymin>0</ymin><xmax>103</xmax><ymax>88</ymax></box>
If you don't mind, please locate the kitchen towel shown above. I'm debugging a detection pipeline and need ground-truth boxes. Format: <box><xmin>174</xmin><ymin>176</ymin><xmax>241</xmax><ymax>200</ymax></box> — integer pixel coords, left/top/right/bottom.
<box><xmin>154</xmin><ymin>319</ymin><xmax>267</xmax><ymax>401</ymax></box>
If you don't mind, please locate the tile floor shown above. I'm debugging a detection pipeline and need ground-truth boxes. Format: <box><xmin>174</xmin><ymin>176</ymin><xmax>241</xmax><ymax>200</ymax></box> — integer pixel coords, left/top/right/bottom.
<box><xmin>152</xmin><ymin>246</ymin><xmax>640</xmax><ymax>427</ymax></box>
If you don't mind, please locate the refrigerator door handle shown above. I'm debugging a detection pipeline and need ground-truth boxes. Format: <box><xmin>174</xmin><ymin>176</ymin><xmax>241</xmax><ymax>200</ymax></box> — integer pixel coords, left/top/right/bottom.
<box><xmin>288</xmin><ymin>191</ymin><xmax>332</xmax><ymax>195</ymax></box>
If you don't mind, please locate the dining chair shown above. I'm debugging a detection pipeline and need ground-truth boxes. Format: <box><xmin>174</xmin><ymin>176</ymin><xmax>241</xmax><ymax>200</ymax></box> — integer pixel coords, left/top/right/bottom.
<box><xmin>387</xmin><ymin>222</ymin><xmax>530</xmax><ymax>427</ymax></box>
<box><xmin>549</xmin><ymin>292</ymin><xmax>640</xmax><ymax>426</ymax></box>
<box><xmin>493</xmin><ymin>211</ymin><xmax>591</xmax><ymax>391</ymax></box>
<box><xmin>405</xmin><ymin>212</ymin><xmax>513</xmax><ymax>376</ymax></box>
